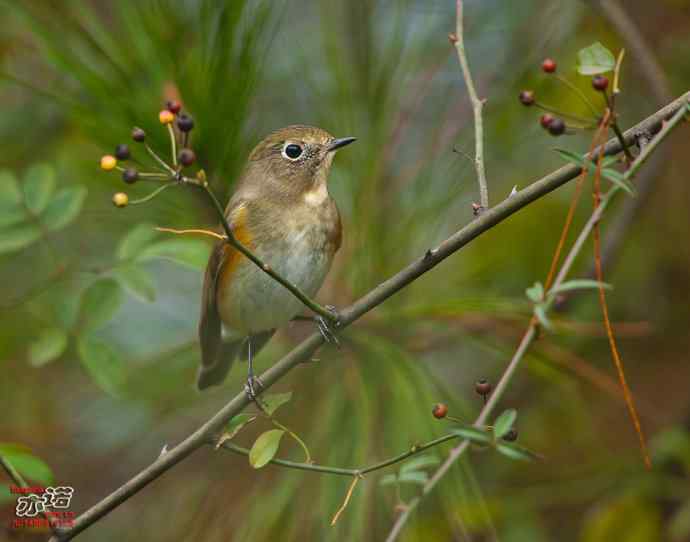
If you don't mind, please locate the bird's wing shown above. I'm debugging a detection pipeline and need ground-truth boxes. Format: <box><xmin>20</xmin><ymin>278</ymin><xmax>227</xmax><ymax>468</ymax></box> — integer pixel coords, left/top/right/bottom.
<box><xmin>198</xmin><ymin>238</ymin><xmax>226</xmax><ymax>371</ymax></box>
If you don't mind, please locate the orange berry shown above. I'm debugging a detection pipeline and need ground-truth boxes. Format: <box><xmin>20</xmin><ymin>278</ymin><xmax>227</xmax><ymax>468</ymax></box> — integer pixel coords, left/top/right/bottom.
<box><xmin>159</xmin><ymin>110</ymin><xmax>175</xmax><ymax>124</ymax></box>
<box><xmin>432</xmin><ymin>403</ymin><xmax>448</xmax><ymax>419</ymax></box>
<box><xmin>100</xmin><ymin>155</ymin><xmax>117</xmax><ymax>171</ymax></box>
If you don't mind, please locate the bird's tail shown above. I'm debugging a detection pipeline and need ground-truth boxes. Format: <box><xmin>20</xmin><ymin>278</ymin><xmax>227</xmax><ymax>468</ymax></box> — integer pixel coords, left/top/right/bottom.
<box><xmin>196</xmin><ymin>339</ymin><xmax>243</xmax><ymax>391</ymax></box>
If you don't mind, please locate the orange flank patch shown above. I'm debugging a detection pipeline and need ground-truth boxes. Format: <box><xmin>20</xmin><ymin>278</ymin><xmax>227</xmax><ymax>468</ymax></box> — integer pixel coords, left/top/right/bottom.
<box><xmin>218</xmin><ymin>205</ymin><xmax>253</xmax><ymax>294</ymax></box>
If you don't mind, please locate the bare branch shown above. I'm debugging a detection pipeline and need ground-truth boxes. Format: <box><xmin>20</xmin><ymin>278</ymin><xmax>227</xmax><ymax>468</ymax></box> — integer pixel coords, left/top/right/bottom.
<box><xmin>451</xmin><ymin>0</ymin><xmax>489</xmax><ymax>211</ymax></box>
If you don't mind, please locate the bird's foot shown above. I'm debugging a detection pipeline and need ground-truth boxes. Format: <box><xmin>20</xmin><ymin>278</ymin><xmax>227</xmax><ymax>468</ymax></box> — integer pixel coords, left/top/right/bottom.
<box><xmin>244</xmin><ymin>376</ymin><xmax>264</xmax><ymax>401</ymax></box>
<box><xmin>316</xmin><ymin>305</ymin><xmax>341</xmax><ymax>347</ymax></box>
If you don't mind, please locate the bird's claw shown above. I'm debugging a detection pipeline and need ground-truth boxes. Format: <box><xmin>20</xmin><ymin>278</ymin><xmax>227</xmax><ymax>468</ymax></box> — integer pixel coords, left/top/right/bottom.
<box><xmin>317</xmin><ymin>307</ymin><xmax>340</xmax><ymax>347</ymax></box>
<box><xmin>244</xmin><ymin>376</ymin><xmax>264</xmax><ymax>400</ymax></box>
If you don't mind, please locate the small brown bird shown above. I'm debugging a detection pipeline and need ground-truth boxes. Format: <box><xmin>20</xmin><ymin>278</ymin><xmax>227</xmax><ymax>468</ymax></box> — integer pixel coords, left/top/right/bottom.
<box><xmin>197</xmin><ymin>125</ymin><xmax>355</xmax><ymax>392</ymax></box>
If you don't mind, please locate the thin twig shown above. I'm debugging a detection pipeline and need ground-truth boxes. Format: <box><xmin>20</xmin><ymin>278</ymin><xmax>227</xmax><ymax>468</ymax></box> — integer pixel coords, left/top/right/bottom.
<box><xmin>452</xmin><ymin>0</ymin><xmax>488</xmax><ymax>211</ymax></box>
<box><xmin>49</xmin><ymin>92</ymin><xmax>689</xmax><ymax>542</ymax></box>
<box><xmin>217</xmin><ymin>433</ymin><xmax>459</xmax><ymax>477</ymax></box>
<box><xmin>331</xmin><ymin>475</ymin><xmax>362</xmax><ymax>526</ymax></box>
<box><xmin>155</xmin><ymin>227</ymin><xmax>226</xmax><ymax>241</ymax></box>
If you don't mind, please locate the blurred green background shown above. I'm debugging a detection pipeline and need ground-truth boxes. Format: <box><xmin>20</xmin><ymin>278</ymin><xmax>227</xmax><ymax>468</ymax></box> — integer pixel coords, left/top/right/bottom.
<box><xmin>1</xmin><ymin>1</ymin><xmax>690</xmax><ymax>541</ymax></box>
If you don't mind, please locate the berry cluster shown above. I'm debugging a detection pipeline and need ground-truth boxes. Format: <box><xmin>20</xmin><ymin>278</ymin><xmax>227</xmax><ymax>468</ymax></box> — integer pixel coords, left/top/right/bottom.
<box><xmin>100</xmin><ymin>100</ymin><xmax>197</xmax><ymax>207</ymax></box>
<box><xmin>519</xmin><ymin>58</ymin><xmax>610</xmax><ymax>136</ymax></box>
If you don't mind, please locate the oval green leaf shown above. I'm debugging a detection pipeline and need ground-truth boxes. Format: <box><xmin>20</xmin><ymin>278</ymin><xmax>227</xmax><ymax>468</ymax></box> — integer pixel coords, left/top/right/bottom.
<box><xmin>249</xmin><ymin>429</ymin><xmax>285</xmax><ymax>469</ymax></box>
<box><xmin>78</xmin><ymin>279</ymin><xmax>123</xmax><ymax>332</ymax></box>
<box><xmin>117</xmin><ymin>223</ymin><xmax>160</xmax><ymax>260</ymax></box>
<box><xmin>113</xmin><ymin>264</ymin><xmax>156</xmax><ymax>302</ymax></box>
<box><xmin>138</xmin><ymin>238</ymin><xmax>211</xmax><ymax>270</ymax></box>
<box><xmin>493</xmin><ymin>409</ymin><xmax>517</xmax><ymax>439</ymax></box>
<box><xmin>29</xmin><ymin>328</ymin><xmax>68</xmax><ymax>367</ymax></box>
<box><xmin>0</xmin><ymin>223</ymin><xmax>41</xmax><ymax>254</ymax></box>
<box><xmin>23</xmin><ymin>164</ymin><xmax>55</xmax><ymax>214</ymax></box>
<box><xmin>41</xmin><ymin>186</ymin><xmax>87</xmax><ymax>231</ymax></box>
<box><xmin>577</xmin><ymin>42</ymin><xmax>615</xmax><ymax>75</ymax></box>
<box><xmin>260</xmin><ymin>391</ymin><xmax>293</xmax><ymax>416</ymax></box>
<box><xmin>77</xmin><ymin>336</ymin><xmax>126</xmax><ymax>397</ymax></box>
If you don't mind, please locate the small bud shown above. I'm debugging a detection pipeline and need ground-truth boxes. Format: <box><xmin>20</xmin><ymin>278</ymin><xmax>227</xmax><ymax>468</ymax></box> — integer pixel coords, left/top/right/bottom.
<box><xmin>502</xmin><ymin>429</ymin><xmax>518</xmax><ymax>442</ymax></box>
<box><xmin>178</xmin><ymin>148</ymin><xmax>196</xmax><ymax>167</ymax></box>
<box><xmin>132</xmin><ymin>127</ymin><xmax>146</xmax><ymax>142</ymax></box>
<box><xmin>115</xmin><ymin>144</ymin><xmax>130</xmax><ymax>161</ymax></box>
<box><xmin>166</xmin><ymin>100</ymin><xmax>182</xmax><ymax>114</ymax></box>
<box><xmin>541</xmin><ymin>58</ymin><xmax>557</xmax><ymax>73</ymax></box>
<box><xmin>159</xmin><ymin>110</ymin><xmax>175</xmax><ymax>124</ymax></box>
<box><xmin>122</xmin><ymin>168</ymin><xmax>139</xmax><ymax>184</ymax></box>
<box><xmin>592</xmin><ymin>75</ymin><xmax>609</xmax><ymax>91</ymax></box>
<box><xmin>540</xmin><ymin>114</ymin><xmax>554</xmax><ymax>129</ymax></box>
<box><xmin>471</xmin><ymin>202</ymin><xmax>481</xmax><ymax>215</ymax></box>
<box><xmin>100</xmin><ymin>155</ymin><xmax>117</xmax><ymax>171</ymax></box>
<box><xmin>176</xmin><ymin>114</ymin><xmax>194</xmax><ymax>133</ymax></box>
<box><xmin>547</xmin><ymin>117</ymin><xmax>566</xmax><ymax>136</ymax></box>
<box><xmin>112</xmin><ymin>192</ymin><xmax>128</xmax><ymax>208</ymax></box>
<box><xmin>475</xmin><ymin>379</ymin><xmax>492</xmax><ymax>397</ymax></box>
<box><xmin>448</xmin><ymin>32</ymin><xmax>458</xmax><ymax>44</ymax></box>
<box><xmin>432</xmin><ymin>403</ymin><xmax>448</xmax><ymax>419</ymax></box>
<box><xmin>519</xmin><ymin>90</ymin><xmax>535</xmax><ymax>106</ymax></box>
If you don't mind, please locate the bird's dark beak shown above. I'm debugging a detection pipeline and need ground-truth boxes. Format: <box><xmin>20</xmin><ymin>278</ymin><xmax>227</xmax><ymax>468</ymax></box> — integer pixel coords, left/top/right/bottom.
<box><xmin>327</xmin><ymin>137</ymin><xmax>357</xmax><ymax>152</ymax></box>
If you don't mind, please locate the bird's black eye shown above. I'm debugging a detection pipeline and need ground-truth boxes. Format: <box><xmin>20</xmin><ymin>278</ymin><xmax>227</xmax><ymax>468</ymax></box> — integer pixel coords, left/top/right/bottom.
<box><xmin>283</xmin><ymin>143</ymin><xmax>303</xmax><ymax>160</ymax></box>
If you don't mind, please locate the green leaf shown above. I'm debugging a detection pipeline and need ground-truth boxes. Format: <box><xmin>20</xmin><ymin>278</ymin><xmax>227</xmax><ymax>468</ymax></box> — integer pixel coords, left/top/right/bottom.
<box><xmin>79</xmin><ymin>279</ymin><xmax>123</xmax><ymax>332</ymax></box>
<box><xmin>77</xmin><ymin>336</ymin><xmax>126</xmax><ymax>397</ymax></box>
<box><xmin>0</xmin><ymin>223</ymin><xmax>41</xmax><ymax>254</ymax></box>
<box><xmin>493</xmin><ymin>409</ymin><xmax>517</xmax><ymax>439</ymax></box>
<box><xmin>400</xmin><ymin>454</ymin><xmax>440</xmax><ymax>474</ymax></box>
<box><xmin>379</xmin><ymin>473</ymin><xmax>398</xmax><ymax>487</ymax></box>
<box><xmin>41</xmin><ymin>186</ymin><xmax>87</xmax><ymax>231</ymax></box>
<box><xmin>29</xmin><ymin>328</ymin><xmax>68</xmax><ymax>367</ymax></box>
<box><xmin>117</xmin><ymin>223</ymin><xmax>160</xmax><ymax>260</ymax></box>
<box><xmin>260</xmin><ymin>391</ymin><xmax>293</xmax><ymax>416</ymax></box>
<box><xmin>0</xmin><ymin>170</ymin><xmax>22</xmax><ymax>208</ymax></box>
<box><xmin>397</xmin><ymin>470</ymin><xmax>429</xmax><ymax>485</ymax></box>
<box><xmin>526</xmin><ymin>282</ymin><xmax>544</xmax><ymax>303</ymax></box>
<box><xmin>601</xmin><ymin>168</ymin><xmax>636</xmax><ymax>196</ymax></box>
<box><xmin>549</xmin><ymin>279</ymin><xmax>612</xmax><ymax>296</ymax></box>
<box><xmin>577</xmin><ymin>42</ymin><xmax>616</xmax><ymax>75</ymax></box>
<box><xmin>23</xmin><ymin>163</ymin><xmax>55</xmax><ymax>214</ymax></box>
<box><xmin>496</xmin><ymin>442</ymin><xmax>537</xmax><ymax>462</ymax></box>
<box><xmin>113</xmin><ymin>265</ymin><xmax>156</xmax><ymax>302</ymax></box>
<box><xmin>138</xmin><ymin>238</ymin><xmax>210</xmax><ymax>270</ymax></box>
<box><xmin>249</xmin><ymin>429</ymin><xmax>285</xmax><ymax>468</ymax></box>
<box><xmin>452</xmin><ymin>426</ymin><xmax>492</xmax><ymax>445</ymax></box>
<box><xmin>0</xmin><ymin>443</ymin><xmax>54</xmax><ymax>485</ymax></box>
<box><xmin>226</xmin><ymin>414</ymin><xmax>256</xmax><ymax>438</ymax></box>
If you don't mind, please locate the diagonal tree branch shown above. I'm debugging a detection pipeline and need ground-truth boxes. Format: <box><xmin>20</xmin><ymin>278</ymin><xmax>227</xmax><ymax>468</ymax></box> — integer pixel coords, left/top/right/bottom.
<box><xmin>49</xmin><ymin>91</ymin><xmax>689</xmax><ymax>541</ymax></box>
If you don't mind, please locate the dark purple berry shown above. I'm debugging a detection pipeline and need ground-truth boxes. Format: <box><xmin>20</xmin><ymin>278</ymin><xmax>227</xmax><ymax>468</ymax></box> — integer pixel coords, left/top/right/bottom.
<box><xmin>547</xmin><ymin>118</ymin><xmax>566</xmax><ymax>136</ymax></box>
<box><xmin>519</xmin><ymin>90</ymin><xmax>535</xmax><ymax>106</ymax></box>
<box><xmin>475</xmin><ymin>379</ymin><xmax>492</xmax><ymax>397</ymax></box>
<box><xmin>115</xmin><ymin>144</ymin><xmax>130</xmax><ymax>160</ymax></box>
<box><xmin>131</xmin><ymin>128</ymin><xmax>146</xmax><ymax>142</ymax></box>
<box><xmin>178</xmin><ymin>148</ymin><xmax>196</xmax><ymax>167</ymax></box>
<box><xmin>176</xmin><ymin>114</ymin><xmax>194</xmax><ymax>133</ymax></box>
<box><xmin>122</xmin><ymin>168</ymin><xmax>138</xmax><ymax>184</ymax></box>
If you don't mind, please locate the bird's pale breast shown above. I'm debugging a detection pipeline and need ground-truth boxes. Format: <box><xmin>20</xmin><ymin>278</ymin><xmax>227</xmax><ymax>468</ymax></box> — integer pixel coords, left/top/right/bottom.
<box><xmin>217</xmin><ymin>198</ymin><xmax>340</xmax><ymax>336</ymax></box>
